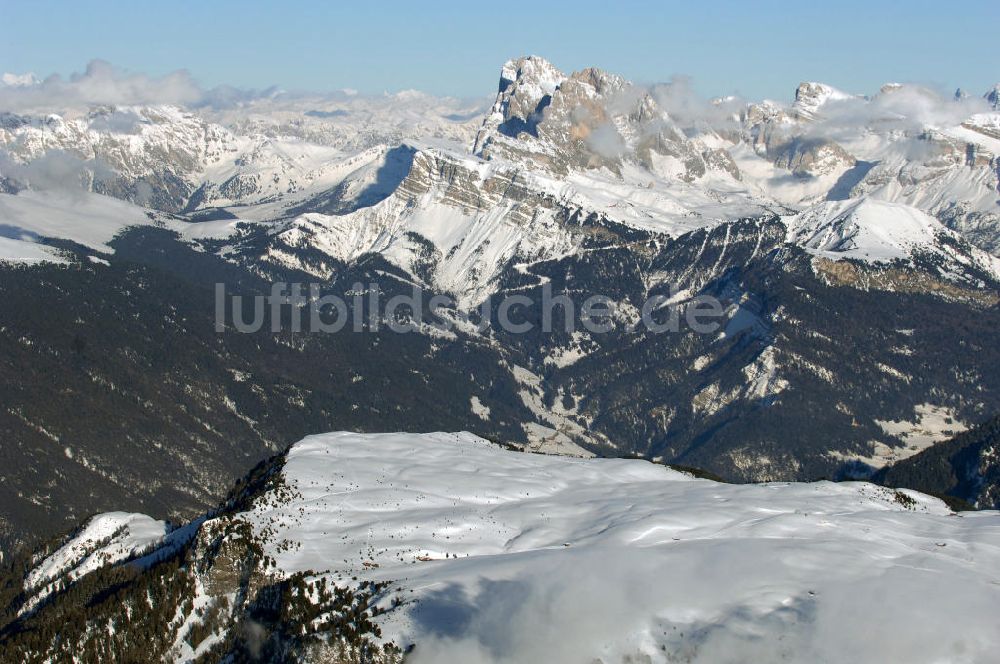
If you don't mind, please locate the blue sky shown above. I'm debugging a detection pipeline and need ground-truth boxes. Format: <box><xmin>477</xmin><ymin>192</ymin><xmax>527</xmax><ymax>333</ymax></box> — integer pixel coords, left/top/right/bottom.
<box><xmin>2</xmin><ymin>0</ymin><xmax>998</xmax><ymax>101</ymax></box>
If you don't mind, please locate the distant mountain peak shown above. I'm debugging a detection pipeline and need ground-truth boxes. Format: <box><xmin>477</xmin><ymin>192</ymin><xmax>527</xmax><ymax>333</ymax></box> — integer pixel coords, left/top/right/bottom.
<box><xmin>473</xmin><ymin>55</ymin><xmax>566</xmax><ymax>155</ymax></box>
<box><xmin>498</xmin><ymin>55</ymin><xmax>565</xmax><ymax>95</ymax></box>
<box><xmin>473</xmin><ymin>56</ymin><xmax>738</xmax><ymax>184</ymax></box>
<box><xmin>792</xmin><ymin>81</ymin><xmax>853</xmax><ymax>118</ymax></box>
<box><xmin>985</xmin><ymin>83</ymin><xmax>1000</xmax><ymax>110</ymax></box>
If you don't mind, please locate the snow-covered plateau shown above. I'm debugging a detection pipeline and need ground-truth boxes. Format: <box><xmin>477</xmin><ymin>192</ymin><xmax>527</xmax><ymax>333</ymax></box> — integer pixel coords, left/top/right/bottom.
<box><xmin>18</xmin><ymin>431</ymin><xmax>1000</xmax><ymax>663</ymax></box>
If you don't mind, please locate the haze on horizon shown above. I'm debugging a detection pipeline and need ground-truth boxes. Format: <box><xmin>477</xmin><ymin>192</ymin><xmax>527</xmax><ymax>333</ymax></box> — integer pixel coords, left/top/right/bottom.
<box><xmin>1</xmin><ymin>0</ymin><xmax>998</xmax><ymax>103</ymax></box>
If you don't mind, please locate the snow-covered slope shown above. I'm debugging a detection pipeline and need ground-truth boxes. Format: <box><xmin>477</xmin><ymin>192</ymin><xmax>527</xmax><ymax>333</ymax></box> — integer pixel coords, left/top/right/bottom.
<box><xmin>0</xmin><ymin>94</ymin><xmax>484</xmax><ymax>214</ymax></box>
<box><xmin>786</xmin><ymin>197</ymin><xmax>1000</xmax><ymax>279</ymax></box>
<box><xmin>738</xmin><ymin>82</ymin><xmax>1000</xmax><ymax>254</ymax></box>
<box><xmin>0</xmin><ymin>234</ymin><xmax>65</xmax><ymax>263</ymax></box>
<box><xmin>22</xmin><ymin>431</ymin><xmax>999</xmax><ymax>663</ymax></box>
<box><xmin>21</xmin><ymin>512</ymin><xmax>166</xmax><ymax>613</ymax></box>
<box><xmin>254</xmin><ymin>146</ymin><xmax>581</xmax><ymax>303</ymax></box>
<box><xmin>788</xmin><ymin>198</ymin><xmax>955</xmax><ymax>261</ymax></box>
<box><xmin>0</xmin><ymin>189</ymin><xmax>156</xmax><ymax>260</ymax></box>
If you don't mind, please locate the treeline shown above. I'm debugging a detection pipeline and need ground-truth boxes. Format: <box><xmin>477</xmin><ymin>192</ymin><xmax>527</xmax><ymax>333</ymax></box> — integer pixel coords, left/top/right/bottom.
<box><xmin>874</xmin><ymin>415</ymin><xmax>1000</xmax><ymax>510</ymax></box>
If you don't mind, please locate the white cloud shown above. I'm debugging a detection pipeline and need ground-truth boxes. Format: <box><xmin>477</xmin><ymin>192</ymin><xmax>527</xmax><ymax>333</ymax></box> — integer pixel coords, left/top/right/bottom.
<box><xmin>804</xmin><ymin>83</ymin><xmax>990</xmax><ymax>142</ymax></box>
<box><xmin>585</xmin><ymin>122</ymin><xmax>628</xmax><ymax>159</ymax></box>
<box><xmin>0</xmin><ymin>150</ymin><xmax>115</xmax><ymax>198</ymax></box>
<box><xmin>0</xmin><ymin>60</ymin><xmax>202</xmax><ymax>112</ymax></box>
<box><xmin>1</xmin><ymin>72</ymin><xmax>40</xmax><ymax>87</ymax></box>
<box><xmin>649</xmin><ymin>75</ymin><xmax>745</xmax><ymax>131</ymax></box>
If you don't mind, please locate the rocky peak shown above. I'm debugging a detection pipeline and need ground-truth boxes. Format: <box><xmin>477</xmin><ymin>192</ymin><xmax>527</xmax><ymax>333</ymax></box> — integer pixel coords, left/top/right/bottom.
<box><xmin>565</xmin><ymin>66</ymin><xmax>627</xmax><ymax>96</ymax></box>
<box><xmin>793</xmin><ymin>81</ymin><xmax>851</xmax><ymax>118</ymax></box>
<box><xmin>497</xmin><ymin>55</ymin><xmax>564</xmax><ymax>98</ymax></box>
<box><xmin>770</xmin><ymin>136</ymin><xmax>856</xmax><ymax>177</ymax></box>
<box><xmin>474</xmin><ymin>57</ymin><xmax>737</xmax><ymax>182</ymax></box>
<box><xmin>473</xmin><ymin>57</ymin><xmax>634</xmax><ymax>170</ymax></box>
<box><xmin>741</xmin><ymin>100</ymin><xmax>791</xmax><ymax>155</ymax></box>
<box><xmin>472</xmin><ymin>56</ymin><xmax>565</xmax><ymax>154</ymax></box>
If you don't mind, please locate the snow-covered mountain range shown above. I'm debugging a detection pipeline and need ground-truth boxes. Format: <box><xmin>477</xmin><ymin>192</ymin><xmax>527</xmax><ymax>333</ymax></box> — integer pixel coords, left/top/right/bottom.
<box><xmin>2</xmin><ymin>58</ymin><xmax>999</xmax><ymax>314</ymax></box>
<box><xmin>1</xmin><ymin>57</ymin><xmax>999</xmax><ymax>559</ymax></box>
<box><xmin>2</xmin><ymin>55</ymin><xmax>999</xmax><ymax>264</ymax></box>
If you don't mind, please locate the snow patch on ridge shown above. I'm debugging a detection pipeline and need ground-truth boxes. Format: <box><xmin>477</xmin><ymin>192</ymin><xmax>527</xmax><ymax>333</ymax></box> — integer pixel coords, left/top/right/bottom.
<box><xmin>786</xmin><ymin>198</ymin><xmax>943</xmax><ymax>262</ymax></box>
<box><xmin>0</xmin><ymin>190</ymin><xmax>153</xmax><ymax>260</ymax></box>
<box><xmin>785</xmin><ymin>197</ymin><xmax>1000</xmax><ymax>282</ymax></box>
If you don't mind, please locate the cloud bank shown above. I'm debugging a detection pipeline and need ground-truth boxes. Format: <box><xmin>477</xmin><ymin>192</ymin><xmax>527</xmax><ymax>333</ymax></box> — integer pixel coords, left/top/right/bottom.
<box><xmin>792</xmin><ymin>84</ymin><xmax>988</xmax><ymax>143</ymax></box>
<box><xmin>0</xmin><ymin>60</ymin><xmax>203</xmax><ymax>112</ymax></box>
<box><xmin>0</xmin><ymin>60</ymin><xmax>489</xmax><ymax>114</ymax></box>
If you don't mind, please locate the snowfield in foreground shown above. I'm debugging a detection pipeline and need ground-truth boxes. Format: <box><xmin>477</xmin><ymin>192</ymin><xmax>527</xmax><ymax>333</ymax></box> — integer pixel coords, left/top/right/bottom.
<box><xmin>18</xmin><ymin>431</ymin><xmax>1000</xmax><ymax>662</ymax></box>
<box><xmin>239</xmin><ymin>432</ymin><xmax>1000</xmax><ymax>664</ymax></box>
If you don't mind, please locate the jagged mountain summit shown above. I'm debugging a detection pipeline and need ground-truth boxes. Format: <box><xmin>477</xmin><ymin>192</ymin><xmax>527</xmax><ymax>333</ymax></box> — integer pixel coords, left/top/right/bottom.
<box><xmin>3</xmin><ymin>431</ymin><xmax>999</xmax><ymax>663</ymax></box>
<box><xmin>473</xmin><ymin>55</ymin><xmax>741</xmax><ymax>184</ymax></box>
<box><xmin>791</xmin><ymin>81</ymin><xmax>856</xmax><ymax>119</ymax></box>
